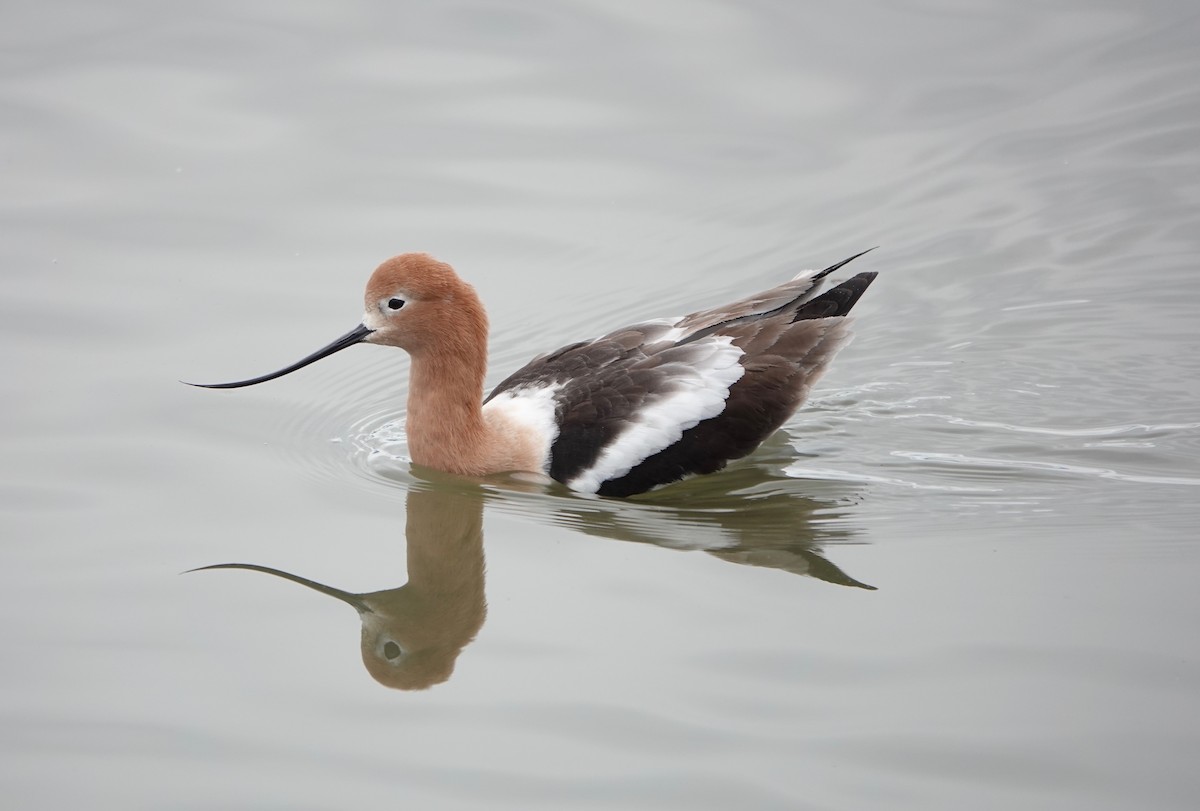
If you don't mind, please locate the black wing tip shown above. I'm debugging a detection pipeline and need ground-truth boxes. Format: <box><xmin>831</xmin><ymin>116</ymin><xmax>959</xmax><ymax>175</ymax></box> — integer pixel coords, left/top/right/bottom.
<box><xmin>792</xmin><ymin>271</ymin><xmax>877</xmax><ymax>321</ymax></box>
<box><xmin>813</xmin><ymin>247</ymin><xmax>879</xmax><ymax>281</ymax></box>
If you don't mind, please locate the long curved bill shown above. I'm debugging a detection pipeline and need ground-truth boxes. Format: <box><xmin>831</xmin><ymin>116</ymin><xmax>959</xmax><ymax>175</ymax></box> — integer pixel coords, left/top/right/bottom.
<box><xmin>186</xmin><ymin>563</ymin><xmax>373</xmax><ymax>614</ymax></box>
<box><xmin>185</xmin><ymin>323</ymin><xmax>374</xmax><ymax>389</ymax></box>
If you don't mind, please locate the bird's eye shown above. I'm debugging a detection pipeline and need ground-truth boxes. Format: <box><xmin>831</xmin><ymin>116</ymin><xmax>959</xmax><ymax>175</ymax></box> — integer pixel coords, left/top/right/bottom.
<box><xmin>386</xmin><ymin>298</ymin><xmax>405</xmax><ymax>311</ymax></box>
<box><xmin>383</xmin><ymin>641</ymin><xmax>402</xmax><ymax>660</ymax></box>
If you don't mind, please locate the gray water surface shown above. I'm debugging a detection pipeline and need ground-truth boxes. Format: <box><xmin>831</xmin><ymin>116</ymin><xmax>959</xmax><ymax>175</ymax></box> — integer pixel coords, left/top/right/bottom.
<box><xmin>3</xmin><ymin>1</ymin><xmax>1199</xmax><ymax>809</ymax></box>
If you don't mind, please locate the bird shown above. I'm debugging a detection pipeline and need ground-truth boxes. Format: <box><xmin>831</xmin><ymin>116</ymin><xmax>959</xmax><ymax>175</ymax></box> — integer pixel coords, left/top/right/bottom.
<box><xmin>190</xmin><ymin>251</ymin><xmax>876</xmax><ymax>497</ymax></box>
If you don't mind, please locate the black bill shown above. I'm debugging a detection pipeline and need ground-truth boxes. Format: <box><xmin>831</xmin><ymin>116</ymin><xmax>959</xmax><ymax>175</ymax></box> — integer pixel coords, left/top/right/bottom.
<box><xmin>186</xmin><ymin>563</ymin><xmax>373</xmax><ymax>614</ymax></box>
<box><xmin>186</xmin><ymin>323</ymin><xmax>374</xmax><ymax>389</ymax></box>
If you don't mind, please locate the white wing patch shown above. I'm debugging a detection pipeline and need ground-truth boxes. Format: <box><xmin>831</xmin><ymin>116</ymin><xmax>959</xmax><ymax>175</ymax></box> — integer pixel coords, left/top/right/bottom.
<box><xmin>483</xmin><ymin>383</ymin><xmax>563</xmax><ymax>474</ymax></box>
<box><xmin>651</xmin><ymin>317</ymin><xmax>688</xmax><ymax>345</ymax></box>
<box><xmin>567</xmin><ymin>336</ymin><xmax>746</xmax><ymax>493</ymax></box>
<box><xmin>625</xmin><ymin>316</ymin><xmax>686</xmax><ymax>345</ymax></box>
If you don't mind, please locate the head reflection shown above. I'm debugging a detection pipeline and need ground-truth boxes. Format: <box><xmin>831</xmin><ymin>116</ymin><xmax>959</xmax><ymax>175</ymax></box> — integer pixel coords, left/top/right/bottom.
<box><xmin>195</xmin><ymin>482</ymin><xmax>486</xmax><ymax>691</ymax></box>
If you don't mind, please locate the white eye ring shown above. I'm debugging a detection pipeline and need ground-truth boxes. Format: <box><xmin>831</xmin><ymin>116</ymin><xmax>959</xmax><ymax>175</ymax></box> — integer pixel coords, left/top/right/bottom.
<box><xmin>381</xmin><ymin>297</ymin><xmax>406</xmax><ymax>313</ymax></box>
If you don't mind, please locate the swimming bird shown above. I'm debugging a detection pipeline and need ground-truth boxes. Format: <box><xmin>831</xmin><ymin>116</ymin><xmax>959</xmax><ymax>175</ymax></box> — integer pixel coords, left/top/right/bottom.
<box><xmin>190</xmin><ymin>251</ymin><xmax>876</xmax><ymax>496</ymax></box>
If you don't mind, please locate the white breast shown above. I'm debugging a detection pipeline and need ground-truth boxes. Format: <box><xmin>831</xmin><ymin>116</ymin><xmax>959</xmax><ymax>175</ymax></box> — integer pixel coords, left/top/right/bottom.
<box><xmin>482</xmin><ymin>384</ymin><xmax>563</xmax><ymax>474</ymax></box>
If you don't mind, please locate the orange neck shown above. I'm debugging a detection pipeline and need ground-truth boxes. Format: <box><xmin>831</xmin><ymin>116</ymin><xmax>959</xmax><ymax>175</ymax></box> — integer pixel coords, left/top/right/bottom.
<box><xmin>404</xmin><ymin>342</ymin><xmax>490</xmax><ymax>476</ymax></box>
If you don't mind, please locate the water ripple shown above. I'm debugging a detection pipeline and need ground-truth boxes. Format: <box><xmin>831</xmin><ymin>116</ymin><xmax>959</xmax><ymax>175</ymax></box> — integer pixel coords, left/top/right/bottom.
<box><xmin>895</xmin><ymin>450</ymin><xmax>1200</xmax><ymax>488</ymax></box>
<box><xmin>896</xmin><ymin>414</ymin><xmax>1200</xmax><ymax>440</ymax></box>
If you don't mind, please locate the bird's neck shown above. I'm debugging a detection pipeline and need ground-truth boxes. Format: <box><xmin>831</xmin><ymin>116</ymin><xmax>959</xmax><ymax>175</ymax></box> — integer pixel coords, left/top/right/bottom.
<box><xmin>404</xmin><ymin>342</ymin><xmax>491</xmax><ymax>476</ymax></box>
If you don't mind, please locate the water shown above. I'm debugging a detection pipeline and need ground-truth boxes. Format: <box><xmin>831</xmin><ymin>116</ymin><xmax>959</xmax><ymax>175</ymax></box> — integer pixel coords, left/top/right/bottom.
<box><xmin>3</xmin><ymin>0</ymin><xmax>1199</xmax><ymax>808</ymax></box>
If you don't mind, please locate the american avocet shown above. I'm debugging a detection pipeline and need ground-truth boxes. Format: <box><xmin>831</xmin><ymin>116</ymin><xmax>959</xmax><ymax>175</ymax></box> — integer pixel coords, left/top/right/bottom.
<box><xmin>191</xmin><ymin>251</ymin><xmax>876</xmax><ymax>496</ymax></box>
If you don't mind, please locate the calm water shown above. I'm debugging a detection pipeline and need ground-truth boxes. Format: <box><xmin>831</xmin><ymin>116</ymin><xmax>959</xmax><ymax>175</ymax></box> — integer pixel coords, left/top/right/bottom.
<box><xmin>4</xmin><ymin>0</ymin><xmax>1199</xmax><ymax>808</ymax></box>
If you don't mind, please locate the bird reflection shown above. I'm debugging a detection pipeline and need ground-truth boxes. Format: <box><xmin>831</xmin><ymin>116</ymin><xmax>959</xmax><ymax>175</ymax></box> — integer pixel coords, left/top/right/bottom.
<box><xmin>539</xmin><ymin>468</ymin><xmax>875</xmax><ymax>590</ymax></box>
<box><xmin>195</xmin><ymin>481</ymin><xmax>486</xmax><ymax>690</ymax></box>
<box><xmin>193</xmin><ymin>461</ymin><xmax>872</xmax><ymax>690</ymax></box>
